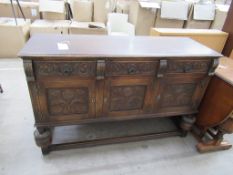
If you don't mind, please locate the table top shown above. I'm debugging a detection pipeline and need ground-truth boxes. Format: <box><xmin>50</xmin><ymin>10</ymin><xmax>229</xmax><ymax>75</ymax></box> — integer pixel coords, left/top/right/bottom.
<box><xmin>19</xmin><ymin>34</ymin><xmax>221</xmax><ymax>58</ymax></box>
<box><xmin>216</xmin><ymin>57</ymin><xmax>233</xmax><ymax>86</ymax></box>
<box><xmin>151</xmin><ymin>28</ymin><xmax>228</xmax><ymax>36</ymax></box>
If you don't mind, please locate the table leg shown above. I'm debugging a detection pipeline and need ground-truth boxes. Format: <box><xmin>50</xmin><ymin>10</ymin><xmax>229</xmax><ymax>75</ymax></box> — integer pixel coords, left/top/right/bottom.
<box><xmin>34</xmin><ymin>127</ymin><xmax>52</xmax><ymax>155</ymax></box>
<box><xmin>195</xmin><ymin>114</ymin><xmax>233</xmax><ymax>153</ymax></box>
<box><xmin>180</xmin><ymin>115</ymin><xmax>196</xmax><ymax>137</ymax></box>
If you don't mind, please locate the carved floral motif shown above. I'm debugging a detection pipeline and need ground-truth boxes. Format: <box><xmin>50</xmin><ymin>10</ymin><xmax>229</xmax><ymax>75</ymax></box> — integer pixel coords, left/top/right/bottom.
<box><xmin>110</xmin><ymin>85</ymin><xmax>146</xmax><ymax>111</ymax></box>
<box><xmin>106</xmin><ymin>62</ymin><xmax>157</xmax><ymax>76</ymax></box>
<box><xmin>167</xmin><ymin>61</ymin><xmax>210</xmax><ymax>73</ymax></box>
<box><xmin>161</xmin><ymin>84</ymin><xmax>196</xmax><ymax>107</ymax></box>
<box><xmin>47</xmin><ymin>88</ymin><xmax>89</xmax><ymax>115</ymax></box>
<box><xmin>35</xmin><ymin>62</ymin><xmax>96</xmax><ymax>77</ymax></box>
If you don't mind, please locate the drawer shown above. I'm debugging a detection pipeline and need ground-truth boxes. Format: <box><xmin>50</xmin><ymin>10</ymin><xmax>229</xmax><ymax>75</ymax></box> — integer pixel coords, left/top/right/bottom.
<box><xmin>106</xmin><ymin>61</ymin><xmax>158</xmax><ymax>76</ymax></box>
<box><xmin>166</xmin><ymin>59</ymin><xmax>211</xmax><ymax>74</ymax></box>
<box><xmin>34</xmin><ymin>61</ymin><xmax>96</xmax><ymax>78</ymax></box>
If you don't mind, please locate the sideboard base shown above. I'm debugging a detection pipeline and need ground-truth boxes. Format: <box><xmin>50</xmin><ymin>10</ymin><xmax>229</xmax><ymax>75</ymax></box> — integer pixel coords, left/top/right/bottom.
<box><xmin>48</xmin><ymin>129</ymin><xmax>182</xmax><ymax>155</ymax></box>
<box><xmin>37</xmin><ymin>118</ymin><xmax>183</xmax><ymax>155</ymax></box>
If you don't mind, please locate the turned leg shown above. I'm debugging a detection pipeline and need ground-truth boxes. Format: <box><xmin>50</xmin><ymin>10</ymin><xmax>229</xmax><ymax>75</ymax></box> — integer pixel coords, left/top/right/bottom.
<box><xmin>214</xmin><ymin>130</ymin><xmax>224</xmax><ymax>145</ymax></box>
<box><xmin>34</xmin><ymin>127</ymin><xmax>52</xmax><ymax>155</ymax></box>
<box><xmin>196</xmin><ymin>129</ymin><xmax>232</xmax><ymax>153</ymax></box>
<box><xmin>196</xmin><ymin>116</ymin><xmax>233</xmax><ymax>153</ymax></box>
<box><xmin>180</xmin><ymin>115</ymin><xmax>196</xmax><ymax>137</ymax></box>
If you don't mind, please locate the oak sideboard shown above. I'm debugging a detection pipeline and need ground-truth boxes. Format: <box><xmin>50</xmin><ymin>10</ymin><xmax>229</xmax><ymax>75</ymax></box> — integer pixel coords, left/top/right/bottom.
<box><xmin>19</xmin><ymin>34</ymin><xmax>221</xmax><ymax>154</ymax></box>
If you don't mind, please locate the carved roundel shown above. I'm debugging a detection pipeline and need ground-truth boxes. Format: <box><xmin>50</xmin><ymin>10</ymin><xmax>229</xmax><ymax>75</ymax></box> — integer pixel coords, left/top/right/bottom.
<box><xmin>47</xmin><ymin>88</ymin><xmax>89</xmax><ymax>116</ymax></box>
<box><xmin>109</xmin><ymin>85</ymin><xmax>146</xmax><ymax>111</ymax></box>
<box><xmin>35</xmin><ymin>61</ymin><xmax>96</xmax><ymax>77</ymax></box>
<box><xmin>161</xmin><ymin>83</ymin><xmax>196</xmax><ymax>107</ymax></box>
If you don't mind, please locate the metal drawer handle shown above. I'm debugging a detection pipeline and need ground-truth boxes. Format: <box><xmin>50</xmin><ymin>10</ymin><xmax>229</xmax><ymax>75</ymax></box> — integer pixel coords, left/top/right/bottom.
<box><xmin>128</xmin><ymin>67</ymin><xmax>137</xmax><ymax>74</ymax></box>
<box><xmin>61</xmin><ymin>64</ymin><xmax>73</xmax><ymax>75</ymax></box>
<box><xmin>157</xmin><ymin>60</ymin><xmax>167</xmax><ymax>78</ymax></box>
<box><xmin>183</xmin><ymin>64</ymin><xmax>192</xmax><ymax>73</ymax></box>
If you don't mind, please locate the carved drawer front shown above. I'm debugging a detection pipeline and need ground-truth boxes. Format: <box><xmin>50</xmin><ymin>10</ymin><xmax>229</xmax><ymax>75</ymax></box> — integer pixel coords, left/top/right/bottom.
<box><xmin>166</xmin><ymin>59</ymin><xmax>211</xmax><ymax>74</ymax></box>
<box><xmin>34</xmin><ymin>61</ymin><xmax>96</xmax><ymax>78</ymax></box>
<box><xmin>37</xmin><ymin>80</ymin><xmax>96</xmax><ymax>123</ymax></box>
<box><xmin>105</xmin><ymin>61</ymin><xmax>158</xmax><ymax>76</ymax></box>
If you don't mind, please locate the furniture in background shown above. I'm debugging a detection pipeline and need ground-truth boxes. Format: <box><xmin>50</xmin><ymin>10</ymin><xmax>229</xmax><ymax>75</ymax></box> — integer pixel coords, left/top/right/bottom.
<box><xmin>9</xmin><ymin>0</ymin><xmax>26</xmax><ymax>25</ymax></box>
<box><xmin>71</xmin><ymin>0</ymin><xmax>92</xmax><ymax>22</ymax></box>
<box><xmin>0</xmin><ymin>18</ymin><xmax>30</xmax><ymax>58</ymax></box>
<box><xmin>129</xmin><ymin>0</ymin><xmax>157</xmax><ymax>36</ymax></box>
<box><xmin>230</xmin><ymin>50</ymin><xmax>233</xmax><ymax>59</ymax></box>
<box><xmin>223</xmin><ymin>0</ymin><xmax>233</xmax><ymax>56</ymax></box>
<box><xmin>107</xmin><ymin>13</ymin><xmax>135</xmax><ymax>36</ymax></box>
<box><xmin>211</xmin><ymin>4</ymin><xmax>229</xmax><ymax>30</ymax></box>
<box><xmin>39</xmin><ymin>0</ymin><xmax>66</xmax><ymax>20</ymax></box>
<box><xmin>150</xmin><ymin>28</ymin><xmax>228</xmax><ymax>52</ymax></box>
<box><xmin>69</xmin><ymin>21</ymin><xmax>107</xmax><ymax>35</ymax></box>
<box><xmin>184</xmin><ymin>2</ymin><xmax>215</xmax><ymax>29</ymax></box>
<box><xmin>194</xmin><ymin>57</ymin><xmax>233</xmax><ymax>153</ymax></box>
<box><xmin>155</xmin><ymin>1</ymin><xmax>188</xmax><ymax>29</ymax></box>
<box><xmin>0</xmin><ymin>0</ymin><xmax>230</xmax><ymax>35</ymax></box>
<box><xmin>19</xmin><ymin>35</ymin><xmax>220</xmax><ymax>155</ymax></box>
<box><xmin>30</xmin><ymin>19</ymin><xmax>70</xmax><ymax>35</ymax></box>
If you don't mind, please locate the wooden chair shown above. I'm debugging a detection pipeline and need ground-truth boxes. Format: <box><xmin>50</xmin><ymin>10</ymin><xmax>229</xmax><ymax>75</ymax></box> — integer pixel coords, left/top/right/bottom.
<box><xmin>9</xmin><ymin>0</ymin><xmax>26</xmax><ymax>25</ymax></box>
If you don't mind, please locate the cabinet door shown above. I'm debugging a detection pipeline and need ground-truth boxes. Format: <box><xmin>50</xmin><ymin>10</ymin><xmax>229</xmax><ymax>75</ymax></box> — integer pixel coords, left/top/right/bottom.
<box><xmin>103</xmin><ymin>77</ymin><xmax>154</xmax><ymax>118</ymax></box>
<box><xmin>34</xmin><ymin>61</ymin><xmax>97</xmax><ymax>124</ymax></box>
<box><xmin>37</xmin><ymin>80</ymin><xmax>96</xmax><ymax>123</ymax></box>
<box><xmin>154</xmin><ymin>75</ymin><xmax>209</xmax><ymax>115</ymax></box>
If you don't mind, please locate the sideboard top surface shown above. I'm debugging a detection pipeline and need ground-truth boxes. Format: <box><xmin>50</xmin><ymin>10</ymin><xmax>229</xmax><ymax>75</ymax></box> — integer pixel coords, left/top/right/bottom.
<box><xmin>19</xmin><ymin>34</ymin><xmax>222</xmax><ymax>59</ymax></box>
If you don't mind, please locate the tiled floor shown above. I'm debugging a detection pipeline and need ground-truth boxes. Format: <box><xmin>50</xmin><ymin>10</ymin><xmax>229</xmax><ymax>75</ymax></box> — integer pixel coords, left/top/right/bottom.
<box><xmin>0</xmin><ymin>58</ymin><xmax>233</xmax><ymax>175</ymax></box>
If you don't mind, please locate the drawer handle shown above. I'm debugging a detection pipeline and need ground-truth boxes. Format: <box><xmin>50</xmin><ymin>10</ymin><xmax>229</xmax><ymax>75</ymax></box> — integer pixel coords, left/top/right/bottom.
<box><xmin>96</xmin><ymin>60</ymin><xmax>105</xmax><ymax>80</ymax></box>
<box><xmin>128</xmin><ymin>67</ymin><xmax>137</xmax><ymax>74</ymax></box>
<box><xmin>157</xmin><ymin>60</ymin><xmax>167</xmax><ymax>78</ymax></box>
<box><xmin>183</xmin><ymin>64</ymin><xmax>192</xmax><ymax>73</ymax></box>
<box><xmin>61</xmin><ymin>65</ymin><xmax>73</xmax><ymax>75</ymax></box>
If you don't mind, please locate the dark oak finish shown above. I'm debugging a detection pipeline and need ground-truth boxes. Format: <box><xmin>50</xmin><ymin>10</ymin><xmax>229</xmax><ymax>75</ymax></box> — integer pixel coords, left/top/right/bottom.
<box><xmin>196</xmin><ymin>77</ymin><xmax>233</xmax><ymax>128</ymax></box>
<box><xmin>19</xmin><ymin>35</ymin><xmax>221</xmax><ymax>154</ymax></box>
<box><xmin>195</xmin><ymin>57</ymin><xmax>233</xmax><ymax>153</ymax></box>
<box><xmin>223</xmin><ymin>1</ymin><xmax>233</xmax><ymax>56</ymax></box>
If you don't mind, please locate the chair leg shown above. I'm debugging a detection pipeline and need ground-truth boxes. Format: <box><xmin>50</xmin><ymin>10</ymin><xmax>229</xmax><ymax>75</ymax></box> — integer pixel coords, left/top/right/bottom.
<box><xmin>196</xmin><ymin>129</ymin><xmax>232</xmax><ymax>153</ymax></box>
<box><xmin>16</xmin><ymin>0</ymin><xmax>26</xmax><ymax>20</ymax></box>
<box><xmin>10</xmin><ymin>0</ymin><xmax>18</xmax><ymax>25</ymax></box>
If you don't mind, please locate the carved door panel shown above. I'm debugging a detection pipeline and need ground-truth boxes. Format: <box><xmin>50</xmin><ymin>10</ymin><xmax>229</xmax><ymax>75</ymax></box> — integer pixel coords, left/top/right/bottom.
<box><xmin>154</xmin><ymin>75</ymin><xmax>209</xmax><ymax>114</ymax></box>
<box><xmin>103</xmin><ymin>77</ymin><xmax>154</xmax><ymax>118</ymax></box>
<box><xmin>37</xmin><ymin>79</ymin><xmax>96</xmax><ymax>123</ymax></box>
